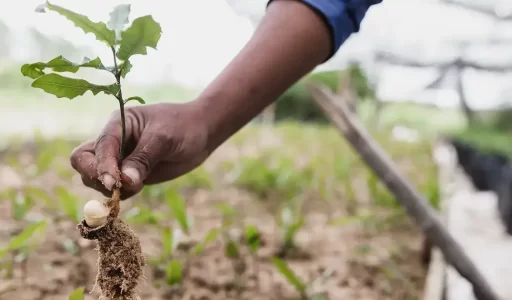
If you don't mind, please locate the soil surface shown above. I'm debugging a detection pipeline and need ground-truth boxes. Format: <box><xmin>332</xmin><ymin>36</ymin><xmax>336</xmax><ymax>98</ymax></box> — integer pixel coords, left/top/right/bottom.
<box><xmin>0</xmin><ymin>134</ymin><xmax>428</xmax><ymax>300</ymax></box>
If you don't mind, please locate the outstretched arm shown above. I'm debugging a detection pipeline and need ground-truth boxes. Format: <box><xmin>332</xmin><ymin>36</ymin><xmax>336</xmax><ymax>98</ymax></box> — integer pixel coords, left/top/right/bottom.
<box><xmin>197</xmin><ymin>0</ymin><xmax>382</xmax><ymax>152</ymax></box>
<box><xmin>70</xmin><ymin>0</ymin><xmax>382</xmax><ymax>198</ymax></box>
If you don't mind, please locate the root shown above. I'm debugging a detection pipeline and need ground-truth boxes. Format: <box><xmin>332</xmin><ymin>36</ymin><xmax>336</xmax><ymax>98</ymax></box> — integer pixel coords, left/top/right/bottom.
<box><xmin>77</xmin><ymin>188</ymin><xmax>145</xmax><ymax>300</ymax></box>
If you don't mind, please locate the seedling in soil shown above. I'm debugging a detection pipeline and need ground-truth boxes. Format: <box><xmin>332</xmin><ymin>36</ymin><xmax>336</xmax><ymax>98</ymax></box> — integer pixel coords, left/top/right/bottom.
<box><xmin>272</xmin><ymin>257</ymin><xmax>332</xmax><ymax>300</ymax></box>
<box><xmin>276</xmin><ymin>203</ymin><xmax>307</xmax><ymax>258</ymax></box>
<box><xmin>21</xmin><ymin>2</ymin><xmax>162</xmax><ymax>299</ymax></box>
<box><xmin>0</xmin><ymin>221</ymin><xmax>47</xmax><ymax>280</ymax></box>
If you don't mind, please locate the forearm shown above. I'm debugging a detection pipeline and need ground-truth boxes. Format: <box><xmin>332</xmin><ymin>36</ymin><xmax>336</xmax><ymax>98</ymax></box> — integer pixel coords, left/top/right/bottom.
<box><xmin>196</xmin><ymin>0</ymin><xmax>332</xmax><ymax>152</ymax></box>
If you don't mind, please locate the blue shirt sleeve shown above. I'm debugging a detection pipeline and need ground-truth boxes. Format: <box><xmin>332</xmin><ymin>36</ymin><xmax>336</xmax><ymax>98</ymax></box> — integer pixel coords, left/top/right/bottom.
<box><xmin>267</xmin><ymin>0</ymin><xmax>382</xmax><ymax>60</ymax></box>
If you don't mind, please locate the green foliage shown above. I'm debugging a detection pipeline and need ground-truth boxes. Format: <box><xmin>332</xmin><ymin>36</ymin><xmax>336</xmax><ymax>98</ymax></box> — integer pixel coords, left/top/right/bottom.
<box><xmin>272</xmin><ymin>66</ymin><xmax>374</xmax><ymax>123</ymax></box>
<box><xmin>345</xmin><ymin>63</ymin><xmax>375</xmax><ymax>100</ymax></box>
<box><xmin>161</xmin><ymin>226</ymin><xmax>177</xmax><ymax>258</ymax></box>
<box><xmin>43</xmin><ymin>1</ymin><xmax>116</xmax><ymax>46</ymax></box>
<box><xmin>230</xmin><ymin>151</ymin><xmax>312</xmax><ymax>200</ymax></box>
<box><xmin>278</xmin><ymin>205</ymin><xmax>305</xmax><ymax>249</ymax></box>
<box><xmin>244</xmin><ymin>225</ymin><xmax>261</xmax><ymax>253</ymax></box>
<box><xmin>271</xmin><ymin>257</ymin><xmax>307</xmax><ymax>296</ymax></box>
<box><xmin>31</xmin><ymin>74</ymin><xmax>120</xmax><ymax>99</ymax></box>
<box><xmin>55</xmin><ymin>186</ymin><xmax>81</xmax><ymax>223</ymax></box>
<box><xmin>454</xmin><ymin>124</ymin><xmax>512</xmax><ymax>158</ymax></box>
<box><xmin>165</xmin><ymin>189</ymin><xmax>191</xmax><ymax>234</ymax></box>
<box><xmin>116</xmin><ymin>15</ymin><xmax>162</xmax><ymax>61</ymax></box>
<box><xmin>9</xmin><ymin>189</ymin><xmax>35</xmax><ymax>221</ymax></box>
<box><xmin>21</xmin><ymin>56</ymin><xmax>106</xmax><ymax>79</ymax></box>
<box><xmin>165</xmin><ymin>260</ymin><xmax>183</xmax><ymax>286</ymax></box>
<box><xmin>191</xmin><ymin>228</ymin><xmax>220</xmax><ymax>255</ymax></box>
<box><xmin>274</xmin><ymin>72</ymin><xmax>339</xmax><ymax>123</ymax></box>
<box><xmin>125</xmin><ymin>96</ymin><xmax>146</xmax><ymax>104</ymax></box>
<box><xmin>22</xmin><ymin>1</ymin><xmax>161</xmax><ymax>105</ymax></box>
<box><xmin>68</xmin><ymin>287</ymin><xmax>84</xmax><ymax>300</ymax></box>
<box><xmin>0</xmin><ymin>221</ymin><xmax>47</xmax><ymax>258</ymax></box>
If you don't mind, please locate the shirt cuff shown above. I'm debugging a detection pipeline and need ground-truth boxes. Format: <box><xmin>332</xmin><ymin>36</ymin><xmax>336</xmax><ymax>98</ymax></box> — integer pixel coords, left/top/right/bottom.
<box><xmin>266</xmin><ymin>0</ymin><xmax>381</xmax><ymax>61</ymax></box>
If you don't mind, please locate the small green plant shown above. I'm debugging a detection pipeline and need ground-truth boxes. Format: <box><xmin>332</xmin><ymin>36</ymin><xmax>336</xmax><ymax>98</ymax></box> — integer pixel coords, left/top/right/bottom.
<box><xmin>276</xmin><ymin>202</ymin><xmax>306</xmax><ymax>257</ymax></box>
<box><xmin>165</xmin><ymin>189</ymin><xmax>192</xmax><ymax>235</ymax></box>
<box><xmin>272</xmin><ymin>257</ymin><xmax>332</xmax><ymax>300</ymax></box>
<box><xmin>21</xmin><ymin>2</ymin><xmax>162</xmax><ymax>299</ymax></box>
<box><xmin>68</xmin><ymin>287</ymin><xmax>85</xmax><ymax>300</ymax></box>
<box><xmin>0</xmin><ymin>221</ymin><xmax>47</xmax><ymax>279</ymax></box>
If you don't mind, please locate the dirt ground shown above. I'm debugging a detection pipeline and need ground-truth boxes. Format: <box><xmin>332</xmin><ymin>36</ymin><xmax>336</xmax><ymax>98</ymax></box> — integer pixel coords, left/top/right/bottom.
<box><xmin>0</xmin><ymin>135</ymin><xmax>428</xmax><ymax>300</ymax></box>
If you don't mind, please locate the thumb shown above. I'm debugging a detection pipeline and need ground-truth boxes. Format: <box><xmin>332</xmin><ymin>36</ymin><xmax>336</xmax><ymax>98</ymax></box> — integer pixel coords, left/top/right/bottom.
<box><xmin>120</xmin><ymin>133</ymin><xmax>169</xmax><ymax>186</ymax></box>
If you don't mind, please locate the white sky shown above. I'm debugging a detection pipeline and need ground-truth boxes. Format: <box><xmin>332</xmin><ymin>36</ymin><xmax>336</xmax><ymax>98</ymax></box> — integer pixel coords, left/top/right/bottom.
<box><xmin>2</xmin><ymin>0</ymin><xmax>512</xmax><ymax>109</ymax></box>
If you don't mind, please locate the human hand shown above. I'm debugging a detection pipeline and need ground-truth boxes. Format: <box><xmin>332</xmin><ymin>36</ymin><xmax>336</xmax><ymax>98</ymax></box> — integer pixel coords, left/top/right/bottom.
<box><xmin>70</xmin><ymin>102</ymin><xmax>210</xmax><ymax>199</ymax></box>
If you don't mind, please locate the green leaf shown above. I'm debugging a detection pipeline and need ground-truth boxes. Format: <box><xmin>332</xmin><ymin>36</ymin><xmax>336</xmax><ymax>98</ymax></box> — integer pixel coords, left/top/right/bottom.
<box><xmin>125</xmin><ymin>96</ymin><xmax>145</xmax><ymax>104</ymax></box>
<box><xmin>44</xmin><ymin>1</ymin><xmax>116</xmax><ymax>46</ymax></box>
<box><xmin>244</xmin><ymin>224</ymin><xmax>261</xmax><ymax>253</ymax></box>
<box><xmin>24</xmin><ymin>186</ymin><xmax>56</xmax><ymax>209</ymax></box>
<box><xmin>32</xmin><ymin>73</ymin><xmax>120</xmax><ymax>100</ymax></box>
<box><xmin>55</xmin><ymin>186</ymin><xmax>81</xmax><ymax>222</ymax></box>
<box><xmin>116</xmin><ymin>15</ymin><xmax>162</xmax><ymax>61</ymax></box>
<box><xmin>161</xmin><ymin>226</ymin><xmax>174</xmax><ymax>258</ymax></box>
<box><xmin>225</xmin><ymin>239</ymin><xmax>240</xmax><ymax>258</ymax></box>
<box><xmin>120</xmin><ymin>60</ymin><xmax>132</xmax><ymax>78</ymax></box>
<box><xmin>283</xmin><ymin>217</ymin><xmax>305</xmax><ymax>248</ymax></box>
<box><xmin>22</xmin><ymin>56</ymin><xmax>106</xmax><ymax>79</ymax></box>
<box><xmin>0</xmin><ymin>221</ymin><xmax>47</xmax><ymax>258</ymax></box>
<box><xmin>107</xmin><ymin>4</ymin><xmax>131</xmax><ymax>42</ymax></box>
<box><xmin>20</xmin><ymin>63</ymin><xmax>44</xmax><ymax>79</ymax></box>
<box><xmin>191</xmin><ymin>228</ymin><xmax>219</xmax><ymax>255</ymax></box>
<box><xmin>165</xmin><ymin>189</ymin><xmax>189</xmax><ymax>234</ymax></box>
<box><xmin>68</xmin><ymin>287</ymin><xmax>84</xmax><ymax>300</ymax></box>
<box><xmin>165</xmin><ymin>260</ymin><xmax>183</xmax><ymax>286</ymax></box>
<box><xmin>271</xmin><ymin>257</ymin><xmax>306</xmax><ymax>294</ymax></box>
<box><xmin>10</xmin><ymin>191</ymin><xmax>34</xmax><ymax>221</ymax></box>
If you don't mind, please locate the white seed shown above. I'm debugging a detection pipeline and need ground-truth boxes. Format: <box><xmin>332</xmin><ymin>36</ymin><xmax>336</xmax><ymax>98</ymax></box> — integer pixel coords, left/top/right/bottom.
<box><xmin>83</xmin><ymin>199</ymin><xmax>110</xmax><ymax>228</ymax></box>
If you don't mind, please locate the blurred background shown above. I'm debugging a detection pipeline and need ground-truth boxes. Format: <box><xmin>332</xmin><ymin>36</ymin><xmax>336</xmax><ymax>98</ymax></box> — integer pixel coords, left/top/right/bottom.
<box><xmin>1</xmin><ymin>0</ymin><xmax>512</xmax><ymax>299</ymax></box>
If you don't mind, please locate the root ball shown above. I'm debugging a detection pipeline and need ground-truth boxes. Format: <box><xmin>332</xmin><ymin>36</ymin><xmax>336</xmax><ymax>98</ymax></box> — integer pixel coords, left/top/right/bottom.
<box><xmin>77</xmin><ymin>216</ymin><xmax>145</xmax><ymax>299</ymax></box>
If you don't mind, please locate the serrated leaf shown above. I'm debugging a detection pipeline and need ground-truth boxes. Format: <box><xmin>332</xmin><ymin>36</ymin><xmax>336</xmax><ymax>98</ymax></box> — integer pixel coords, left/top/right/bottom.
<box><xmin>165</xmin><ymin>189</ymin><xmax>189</xmax><ymax>234</ymax></box>
<box><xmin>0</xmin><ymin>221</ymin><xmax>47</xmax><ymax>258</ymax></box>
<box><xmin>125</xmin><ymin>96</ymin><xmax>145</xmax><ymax>104</ymax></box>
<box><xmin>191</xmin><ymin>228</ymin><xmax>219</xmax><ymax>255</ymax></box>
<box><xmin>116</xmin><ymin>15</ymin><xmax>162</xmax><ymax>61</ymax></box>
<box><xmin>45</xmin><ymin>1</ymin><xmax>116</xmax><ymax>46</ymax></box>
<box><xmin>120</xmin><ymin>60</ymin><xmax>132</xmax><ymax>78</ymax></box>
<box><xmin>24</xmin><ymin>56</ymin><xmax>106</xmax><ymax>74</ymax></box>
<box><xmin>271</xmin><ymin>257</ymin><xmax>306</xmax><ymax>294</ymax></box>
<box><xmin>108</xmin><ymin>4</ymin><xmax>131</xmax><ymax>42</ymax></box>
<box><xmin>68</xmin><ymin>287</ymin><xmax>84</xmax><ymax>300</ymax></box>
<box><xmin>21</xmin><ymin>64</ymin><xmax>44</xmax><ymax>79</ymax></box>
<box><xmin>32</xmin><ymin>73</ymin><xmax>120</xmax><ymax>100</ymax></box>
<box><xmin>165</xmin><ymin>260</ymin><xmax>183</xmax><ymax>286</ymax></box>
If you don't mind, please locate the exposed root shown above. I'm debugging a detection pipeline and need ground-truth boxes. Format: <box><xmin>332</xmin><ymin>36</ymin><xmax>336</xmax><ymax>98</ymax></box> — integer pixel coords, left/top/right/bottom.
<box><xmin>77</xmin><ymin>188</ymin><xmax>145</xmax><ymax>300</ymax></box>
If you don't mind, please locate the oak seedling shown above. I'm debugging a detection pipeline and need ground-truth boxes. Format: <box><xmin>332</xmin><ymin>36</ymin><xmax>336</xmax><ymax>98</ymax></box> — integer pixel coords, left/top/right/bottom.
<box><xmin>21</xmin><ymin>2</ymin><xmax>162</xmax><ymax>299</ymax></box>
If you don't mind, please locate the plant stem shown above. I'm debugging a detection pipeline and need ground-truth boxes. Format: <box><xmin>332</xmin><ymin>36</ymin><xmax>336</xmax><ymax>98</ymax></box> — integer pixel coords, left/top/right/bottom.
<box><xmin>111</xmin><ymin>46</ymin><xmax>126</xmax><ymax>166</ymax></box>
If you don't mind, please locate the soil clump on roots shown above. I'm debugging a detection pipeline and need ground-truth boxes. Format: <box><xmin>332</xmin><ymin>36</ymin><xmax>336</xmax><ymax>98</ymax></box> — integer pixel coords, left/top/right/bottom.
<box><xmin>77</xmin><ymin>190</ymin><xmax>145</xmax><ymax>300</ymax></box>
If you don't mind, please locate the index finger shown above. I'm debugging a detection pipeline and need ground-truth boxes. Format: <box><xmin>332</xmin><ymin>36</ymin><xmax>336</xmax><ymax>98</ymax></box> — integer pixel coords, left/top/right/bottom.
<box><xmin>94</xmin><ymin>111</ymin><xmax>124</xmax><ymax>190</ymax></box>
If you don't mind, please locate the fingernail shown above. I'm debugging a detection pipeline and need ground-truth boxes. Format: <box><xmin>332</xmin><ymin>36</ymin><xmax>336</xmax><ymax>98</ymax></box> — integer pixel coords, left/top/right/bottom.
<box><xmin>122</xmin><ymin>167</ymin><xmax>141</xmax><ymax>185</ymax></box>
<box><xmin>100</xmin><ymin>174</ymin><xmax>116</xmax><ymax>191</ymax></box>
